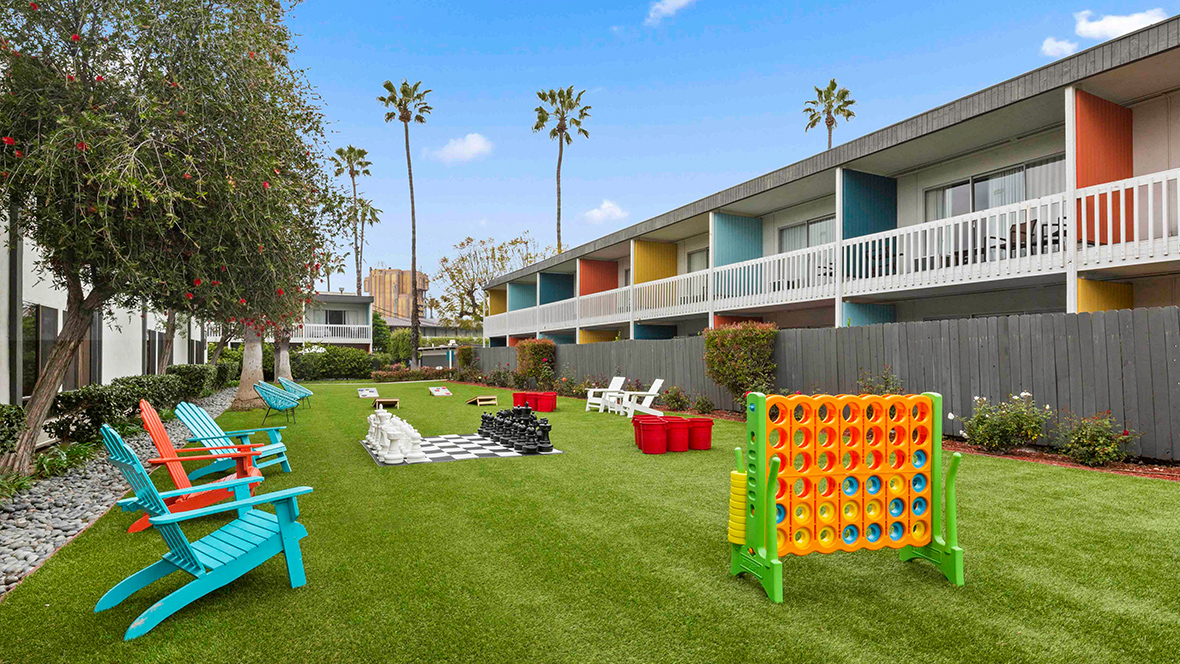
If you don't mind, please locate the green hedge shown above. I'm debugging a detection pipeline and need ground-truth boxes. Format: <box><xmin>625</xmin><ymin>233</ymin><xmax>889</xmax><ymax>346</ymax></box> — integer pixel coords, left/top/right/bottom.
<box><xmin>371</xmin><ymin>367</ymin><xmax>456</xmax><ymax>383</ymax></box>
<box><xmin>44</xmin><ymin>374</ymin><xmax>184</xmax><ymax>445</ymax></box>
<box><xmin>516</xmin><ymin>338</ymin><xmax>556</xmax><ymax>381</ymax></box>
<box><xmin>457</xmin><ymin>346</ymin><xmax>475</xmax><ymax>369</ymax></box>
<box><xmin>291</xmin><ymin>345</ymin><xmax>372</xmax><ymax>380</ymax></box>
<box><xmin>390</xmin><ymin>329</ymin><xmax>412</xmax><ymax>364</ymax></box>
<box><xmin>703</xmin><ymin>322</ymin><xmax>778</xmax><ymax>408</ymax></box>
<box><xmin>0</xmin><ymin>404</ymin><xmax>25</xmax><ymax>455</ymax></box>
<box><xmin>166</xmin><ymin>364</ymin><xmax>218</xmax><ymax>398</ymax></box>
<box><xmin>215</xmin><ymin>361</ymin><xmax>240</xmax><ymax>387</ymax></box>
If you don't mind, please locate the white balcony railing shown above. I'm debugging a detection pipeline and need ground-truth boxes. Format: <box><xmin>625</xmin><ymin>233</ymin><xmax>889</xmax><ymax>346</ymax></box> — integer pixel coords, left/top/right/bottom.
<box><xmin>578</xmin><ymin>286</ymin><xmax>631</xmax><ymax>327</ymax></box>
<box><xmin>842</xmin><ymin>192</ymin><xmax>1069</xmax><ymax>297</ymax></box>
<box><xmin>633</xmin><ymin>271</ymin><xmax>709</xmax><ymax>320</ymax></box>
<box><xmin>484</xmin><ymin>312</ymin><xmax>508</xmax><ymax>337</ymax></box>
<box><xmin>538</xmin><ymin>298</ymin><xmax>578</xmax><ymax>331</ymax></box>
<box><xmin>293</xmin><ymin>323</ymin><xmax>371</xmax><ymax>343</ymax></box>
<box><xmin>713</xmin><ymin>244</ymin><xmax>837</xmax><ymax>310</ymax></box>
<box><xmin>1077</xmin><ymin>166</ymin><xmax>1180</xmax><ymax>268</ymax></box>
<box><xmin>505</xmin><ymin>307</ymin><xmax>537</xmax><ymax>334</ymax></box>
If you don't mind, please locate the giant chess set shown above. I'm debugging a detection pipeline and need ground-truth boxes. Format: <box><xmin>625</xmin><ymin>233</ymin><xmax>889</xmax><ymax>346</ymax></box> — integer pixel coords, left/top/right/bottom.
<box><xmin>360</xmin><ymin>404</ymin><xmax>562</xmax><ymax>467</ymax></box>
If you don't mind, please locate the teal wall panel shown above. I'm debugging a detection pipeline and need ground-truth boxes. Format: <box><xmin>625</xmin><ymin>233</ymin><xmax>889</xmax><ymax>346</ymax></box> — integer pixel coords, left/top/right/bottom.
<box><xmin>714</xmin><ymin>213</ymin><xmax>763</xmax><ymax>267</ymax></box>
<box><xmin>489</xmin><ymin>337</ymin><xmax>507</xmax><ymax>347</ymax></box>
<box><xmin>540</xmin><ymin>331</ymin><xmax>576</xmax><ymax>344</ymax></box>
<box><xmin>634</xmin><ymin>323</ymin><xmax>677</xmax><ymax>340</ymax></box>
<box><xmin>844</xmin><ymin>302</ymin><xmax>896</xmax><ymax>327</ymax></box>
<box><xmin>538</xmin><ymin>273</ymin><xmax>576</xmax><ymax>305</ymax></box>
<box><xmin>507</xmin><ymin>282</ymin><xmax>537</xmax><ymax>311</ymax></box>
<box><xmin>842</xmin><ymin>170</ymin><xmax>897</xmax><ymax>239</ymax></box>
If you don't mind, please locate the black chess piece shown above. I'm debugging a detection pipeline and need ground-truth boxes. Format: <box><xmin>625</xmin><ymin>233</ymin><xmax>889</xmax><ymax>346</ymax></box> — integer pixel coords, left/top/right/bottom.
<box><xmin>521</xmin><ymin>423</ymin><xmax>539</xmax><ymax>455</ymax></box>
<box><xmin>513</xmin><ymin>420</ymin><xmax>527</xmax><ymax>452</ymax></box>
<box><xmin>536</xmin><ymin>419</ymin><xmax>553</xmax><ymax>453</ymax></box>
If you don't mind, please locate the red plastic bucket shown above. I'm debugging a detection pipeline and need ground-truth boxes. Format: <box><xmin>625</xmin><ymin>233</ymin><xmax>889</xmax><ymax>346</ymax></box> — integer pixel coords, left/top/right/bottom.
<box><xmin>512</xmin><ymin>392</ymin><xmax>528</xmax><ymax>407</ymax></box>
<box><xmin>537</xmin><ymin>392</ymin><xmax>557</xmax><ymax>412</ymax></box>
<box><xmin>632</xmin><ymin>415</ymin><xmax>659</xmax><ymax>448</ymax></box>
<box><xmin>525</xmin><ymin>392</ymin><xmax>542</xmax><ymax>409</ymax></box>
<box><xmin>663</xmin><ymin>417</ymin><xmax>690</xmax><ymax>452</ymax></box>
<box><xmin>638</xmin><ymin>419</ymin><xmax>667</xmax><ymax>454</ymax></box>
<box><xmin>687</xmin><ymin>418</ymin><xmax>714</xmax><ymax>450</ymax></box>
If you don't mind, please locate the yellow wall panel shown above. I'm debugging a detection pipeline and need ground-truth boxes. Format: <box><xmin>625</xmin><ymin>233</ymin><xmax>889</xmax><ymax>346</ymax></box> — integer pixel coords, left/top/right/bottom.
<box><xmin>633</xmin><ymin>240</ymin><xmax>677</xmax><ymax>284</ymax></box>
<box><xmin>1077</xmin><ymin>279</ymin><xmax>1133</xmax><ymax>313</ymax></box>
<box><xmin>578</xmin><ymin>329</ymin><xmax>618</xmax><ymax>344</ymax></box>
<box><xmin>488</xmin><ymin>290</ymin><xmax>507</xmax><ymax>315</ymax></box>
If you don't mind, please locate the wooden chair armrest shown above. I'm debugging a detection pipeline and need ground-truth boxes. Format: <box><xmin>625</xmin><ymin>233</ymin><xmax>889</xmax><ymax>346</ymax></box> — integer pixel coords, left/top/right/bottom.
<box><xmin>173</xmin><ymin>443</ymin><xmax>265</xmax><ymax>450</ymax></box>
<box><xmin>150</xmin><ymin>486</ymin><xmax>314</xmax><ymax>525</ymax></box>
<box><xmin>155</xmin><ymin>476</ymin><xmax>264</xmax><ymax>500</ymax></box>
<box><xmin>148</xmin><ymin>450</ymin><xmax>261</xmax><ymax>465</ymax></box>
<box><xmin>220</xmin><ymin>426</ymin><xmax>287</xmax><ymax>435</ymax></box>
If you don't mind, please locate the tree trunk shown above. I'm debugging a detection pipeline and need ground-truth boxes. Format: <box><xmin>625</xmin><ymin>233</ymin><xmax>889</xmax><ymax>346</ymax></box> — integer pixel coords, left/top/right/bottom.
<box><xmin>0</xmin><ymin>298</ymin><xmax>102</xmax><ymax>475</ymax></box>
<box><xmin>404</xmin><ymin>121</ymin><xmax>421</xmax><ymax>369</ymax></box>
<box><xmin>352</xmin><ymin>175</ymin><xmax>362</xmax><ymax>296</ymax></box>
<box><xmin>275</xmin><ymin>330</ymin><xmax>293</xmax><ymax>381</ymax></box>
<box><xmin>156</xmin><ymin>309</ymin><xmax>177</xmax><ymax>375</ymax></box>
<box><xmin>207</xmin><ymin>323</ymin><xmax>236</xmax><ymax>364</ymax></box>
<box><xmin>230</xmin><ymin>327</ymin><xmax>266</xmax><ymax>410</ymax></box>
<box><xmin>556</xmin><ymin>137</ymin><xmax>564</xmax><ymax>253</ymax></box>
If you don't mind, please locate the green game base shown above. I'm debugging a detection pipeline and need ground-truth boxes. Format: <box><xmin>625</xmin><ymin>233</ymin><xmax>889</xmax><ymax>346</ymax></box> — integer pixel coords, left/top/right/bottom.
<box><xmin>900</xmin><ymin>537</ymin><xmax>965</xmax><ymax>586</ymax></box>
<box><xmin>731</xmin><ymin>544</ymin><xmax>783</xmax><ymax>603</ymax></box>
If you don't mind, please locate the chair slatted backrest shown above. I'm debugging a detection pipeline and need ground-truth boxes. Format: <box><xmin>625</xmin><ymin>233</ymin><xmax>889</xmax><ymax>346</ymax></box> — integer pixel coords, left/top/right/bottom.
<box><xmin>277</xmin><ymin>376</ymin><xmax>312</xmax><ymax>398</ymax></box>
<box><xmin>100</xmin><ymin>425</ymin><xmax>204</xmax><ymax>576</ymax></box>
<box><xmin>639</xmin><ymin>379</ymin><xmax>665</xmax><ymax>407</ymax></box>
<box><xmin>175</xmin><ymin>401</ymin><xmax>233</xmax><ymax>452</ymax></box>
<box><xmin>138</xmin><ymin>400</ymin><xmax>190</xmax><ymax>490</ymax></box>
<box><xmin>255</xmin><ymin>382</ymin><xmax>299</xmax><ymax>408</ymax></box>
<box><xmin>605</xmin><ymin>376</ymin><xmax>625</xmax><ymax>393</ymax></box>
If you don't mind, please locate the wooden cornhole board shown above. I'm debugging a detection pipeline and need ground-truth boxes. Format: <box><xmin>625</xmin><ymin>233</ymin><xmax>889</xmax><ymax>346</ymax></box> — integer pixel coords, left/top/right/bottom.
<box><xmin>372</xmin><ymin>398</ymin><xmax>400</xmax><ymax>409</ymax></box>
<box><xmin>466</xmin><ymin>395</ymin><xmax>498</xmax><ymax>407</ymax></box>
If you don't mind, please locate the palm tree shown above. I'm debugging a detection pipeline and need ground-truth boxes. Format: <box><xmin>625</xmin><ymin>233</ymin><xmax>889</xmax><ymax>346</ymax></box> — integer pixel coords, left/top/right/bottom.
<box><xmin>378</xmin><ymin>79</ymin><xmax>432</xmax><ymax>368</ymax></box>
<box><xmin>803</xmin><ymin>79</ymin><xmax>856</xmax><ymax>149</ymax></box>
<box><xmin>533</xmin><ymin>87</ymin><xmax>591</xmax><ymax>253</ymax></box>
<box><xmin>330</xmin><ymin>145</ymin><xmax>373</xmax><ymax>295</ymax></box>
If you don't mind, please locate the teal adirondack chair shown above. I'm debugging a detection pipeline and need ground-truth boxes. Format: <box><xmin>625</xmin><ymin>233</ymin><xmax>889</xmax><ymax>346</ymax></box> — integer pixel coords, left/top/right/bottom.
<box><xmin>276</xmin><ymin>376</ymin><xmax>314</xmax><ymax>408</ymax></box>
<box><xmin>254</xmin><ymin>382</ymin><xmax>301</xmax><ymax>424</ymax></box>
<box><xmin>176</xmin><ymin>402</ymin><xmax>292</xmax><ymax>483</ymax></box>
<box><xmin>96</xmin><ymin>425</ymin><xmax>312</xmax><ymax>640</ymax></box>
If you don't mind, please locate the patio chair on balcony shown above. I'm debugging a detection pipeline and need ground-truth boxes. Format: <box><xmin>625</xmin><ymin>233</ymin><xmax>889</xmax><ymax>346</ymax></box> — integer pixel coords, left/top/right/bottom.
<box><xmin>586</xmin><ymin>376</ymin><xmax>626</xmax><ymax>413</ymax></box>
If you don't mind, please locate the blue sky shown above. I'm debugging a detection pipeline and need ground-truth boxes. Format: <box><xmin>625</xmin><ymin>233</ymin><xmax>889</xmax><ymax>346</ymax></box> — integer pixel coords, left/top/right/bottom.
<box><xmin>290</xmin><ymin>2</ymin><xmax>1177</xmax><ymax>290</ymax></box>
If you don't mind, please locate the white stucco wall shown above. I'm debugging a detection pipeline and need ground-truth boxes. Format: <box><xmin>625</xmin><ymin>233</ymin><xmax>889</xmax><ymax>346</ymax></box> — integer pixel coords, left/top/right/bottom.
<box><xmin>760</xmin><ymin>196</ymin><xmax>837</xmax><ymax>256</ymax></box>
<box><xmin>1132</xmin><ymin>91</ymin><xmax>1180</xmax><ymax>176</ymax></box>
<box><xmin>895</xmin><ymin>128</ymin><xmax>1066</xmax><ymax>228</ymax></box>
<box><xmin>305</xmin><ymin>301</ymin><xmax>369</xmax><ymax>325</ymax></box>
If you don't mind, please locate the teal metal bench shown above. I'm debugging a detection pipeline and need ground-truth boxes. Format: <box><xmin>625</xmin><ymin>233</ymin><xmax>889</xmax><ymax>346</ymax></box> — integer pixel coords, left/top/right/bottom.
<box><xmin>175</xmin><ymin>402</ymin><xmax>292</xmax><ymax>482</ymax></box>
<box><xmin>277</xmin><ymin>376</ymin><xmax>314</xmax><ymax>408</ymax></box>
<box><xmin>254</xmin><ymin>382</ymin><xmax>301</xmax><ymax>424</ymax></box>
<box><xmin>96</xmin><ymin>424</ymin><xmax>312</xmax><ymax>640</ymax></box>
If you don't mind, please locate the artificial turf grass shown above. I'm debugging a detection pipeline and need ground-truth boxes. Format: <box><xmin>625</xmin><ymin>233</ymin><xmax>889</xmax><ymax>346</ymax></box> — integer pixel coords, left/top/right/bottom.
<box><xmin>0</xmin><ymin>381</ymin><xmax>1177</xmax><ymax>663</ymax></box>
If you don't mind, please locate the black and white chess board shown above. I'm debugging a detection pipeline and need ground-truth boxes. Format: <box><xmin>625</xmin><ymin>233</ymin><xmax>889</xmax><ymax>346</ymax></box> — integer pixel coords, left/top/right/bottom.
<box><xmin>362</xmin><ymin>433</ymin><xmax>563</xmax><ymax>467</ymax></box>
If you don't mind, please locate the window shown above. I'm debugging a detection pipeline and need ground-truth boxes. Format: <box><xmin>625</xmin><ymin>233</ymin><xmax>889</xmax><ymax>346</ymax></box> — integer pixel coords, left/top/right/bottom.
<box><xmin>326</xmin><ymin>309</ymin><xmax>346</xmax><ymax>325</ymax></box>
<box><xmin>687</xmin><ymin>249</ymin><xmax>709</xmax><ymax>272</ymax></box>
<box><xmin>778</xmin><ymin>216</ymin><xmax>835</xmax><ymax>253</ymax></box>
<box><xmin>924</xmin><ymin>154</ymin><xmax>1065</xmax><ymax>221</ymax></box>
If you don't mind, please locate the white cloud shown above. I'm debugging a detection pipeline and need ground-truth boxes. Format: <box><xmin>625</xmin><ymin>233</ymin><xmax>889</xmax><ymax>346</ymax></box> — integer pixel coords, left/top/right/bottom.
<box><xmin>1074</xmin><ymin>8</ymin><xmax>1167</xmax><ymax>40</ymax></box>
<box><xmin>1041</xmin><ymin>36</ymin><xmax>1079</xmax><ymax>57</ymax></box>
<box><xmin>427</xmin><ymin>133</ymin><xmax>493</xmax><ymax>163</ymax></box>
<box><xmin>645</xmin><ymin>0</ymin><xmax>698</xmax><ymax>26</ymax></box>
<box><xmin>584</xmin><ymin>200</ymin><xmax>629</xmax><ymax>224</ymax></box>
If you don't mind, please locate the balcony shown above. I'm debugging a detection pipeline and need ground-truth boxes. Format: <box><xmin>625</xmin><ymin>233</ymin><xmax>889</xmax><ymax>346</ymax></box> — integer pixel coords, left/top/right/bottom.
<box><xmin>633</xmin><ymin>271</ymin><xmax>709</xmax><ymax>320</ymax></box>
<box><xmin>578</xmin><ymin>286</ymin><xmax>630</xmax><ymax>327</ymax></box>
<box><xmin>292</xmin><ymin>323</ymin><xmax>371</xmax><ymax>343</ymax></box>
<box><xmin>1076</xmin><ymin>166</ymin><xmax>1180</xmax><ymax>269</ymax></box>
<box><xmin>713</xmin><ymin>244</ymin><xmax>837</xmax><ymax>311</ymax></box>
<box><xmin>538</xmin><ymin>298</ymin><xmax>578</xmax><ymax>332</ymax></box>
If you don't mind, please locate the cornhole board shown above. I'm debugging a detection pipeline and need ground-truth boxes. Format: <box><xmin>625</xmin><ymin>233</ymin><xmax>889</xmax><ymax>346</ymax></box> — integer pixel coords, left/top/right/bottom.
<box><xmin>358</xmin><ymin>387</ymin><xmax>379</xmax><ymax>398</ymax></box>
<box><xmin>372</xmin><ymin>398</ymin><xmax>400</xmax><ymax>409</ymax></box>
<box><xmin>429</xmin><ymin>387</ymin><xmax>453</xmax><ymax>397</ymax></box>
<box><xmin>466</xmin><ymin>395</ymin><xmax>498</xmax><ymax>407</ymax></box>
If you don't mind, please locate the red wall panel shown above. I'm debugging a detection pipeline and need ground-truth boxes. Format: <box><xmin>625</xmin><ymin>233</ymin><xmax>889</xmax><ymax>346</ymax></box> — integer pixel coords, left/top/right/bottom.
<box><xmin>1075</xmin><ymin>90</ymin><xmax>1134</xmax><ymax>244</ymax></box>
<box><xmin>578</xmin><ymin>259</ymin><xmax>619</xmax><ymax>296</ymax></box>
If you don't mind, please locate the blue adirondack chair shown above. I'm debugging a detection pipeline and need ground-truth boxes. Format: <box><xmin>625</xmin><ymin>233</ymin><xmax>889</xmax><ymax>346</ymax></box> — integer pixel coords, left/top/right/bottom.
<box><xmin>96</xmin><ymin>425</ymin><xmax>312</xmax><ymax>640</ymax></box>
<box><xmin>254</xmin><ymin>382</ymin><xmax>301</xmax><ymax>424</ymax></box>
<box><xmin>176</xmin><ymin>402</ymin><xmax>292</xmax><ymax>483</ymax></box>
<box><xmin>276</xmin><ymin>376</ymin><xmax>314</xmax><ymax>408</ymax></box>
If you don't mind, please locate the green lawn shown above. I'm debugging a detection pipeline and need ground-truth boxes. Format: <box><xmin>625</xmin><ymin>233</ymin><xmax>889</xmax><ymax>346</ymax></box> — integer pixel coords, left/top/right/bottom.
<box><xmin>1</xmin><ymin>381</ymin><xmax>1178</xmax><ymax>663</ymax></box>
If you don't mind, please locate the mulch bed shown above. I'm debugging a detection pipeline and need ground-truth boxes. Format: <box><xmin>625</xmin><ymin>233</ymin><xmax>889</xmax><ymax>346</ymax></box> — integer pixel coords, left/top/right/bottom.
<box><xmin>942</xmin><ymin>439</ymin><xmax>1180</xmax><ymax>481</ymax></box>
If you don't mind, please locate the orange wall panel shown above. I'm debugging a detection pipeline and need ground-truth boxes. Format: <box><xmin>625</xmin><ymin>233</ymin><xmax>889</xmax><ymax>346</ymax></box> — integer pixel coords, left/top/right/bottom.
<box><xmin>713</xmin><ymin>314</ymin><xmax>762</xmax><ymax>327</ymax></box>
<box><xmin>1076</xmin><ymin>90</ymin><xmax>1135</xmax><ymax>244</ymax></box>
<box><xmin>578</xmin><ymin>259</ymin><xmax>619</xmax><ymax>296</ymax></box>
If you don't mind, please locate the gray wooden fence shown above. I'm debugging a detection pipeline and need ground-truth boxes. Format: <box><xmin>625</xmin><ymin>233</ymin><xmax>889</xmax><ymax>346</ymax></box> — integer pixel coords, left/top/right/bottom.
<box><xmin>475</xmin><ymin>306</ymin><xmax>1180</xmax><ymax>460</ymax></box>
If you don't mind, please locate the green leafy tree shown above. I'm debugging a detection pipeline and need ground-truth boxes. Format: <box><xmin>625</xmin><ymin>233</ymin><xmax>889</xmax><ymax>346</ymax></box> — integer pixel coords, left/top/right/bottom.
<box><xmin>377</xmin><ymin>79</ymin><xmax>432</xmax><ymax>367</ymax></box>
<box><xmin>330</xmin><ymin>145</ymin><xmax>380</xmax><ymax>295</ymax></box>
<box><xmin>803</xmin><ymin>79</ymin><xmax>856</xmax><ymax>149</ymax></box>
<box><xmin>0</xmin><ymin>0</ymin><xmax>341</xmax><ymax>472</ymax></box>
<box><xmin>533</xmin><ymin>87</ymin><xmax>590</xmax><ymax>253</ymax></box>
<box><xmin>371</xmin><ymin>309</ymin><xmax>392</xmax><ymax>353</ymax></box>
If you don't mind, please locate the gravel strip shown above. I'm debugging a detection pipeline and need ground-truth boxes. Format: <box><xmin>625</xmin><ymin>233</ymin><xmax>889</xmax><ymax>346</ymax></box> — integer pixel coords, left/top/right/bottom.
<box><xmin>0</xmin><ymin>387</ymin><xmax>237</xmax><ymax>599</ymax></box>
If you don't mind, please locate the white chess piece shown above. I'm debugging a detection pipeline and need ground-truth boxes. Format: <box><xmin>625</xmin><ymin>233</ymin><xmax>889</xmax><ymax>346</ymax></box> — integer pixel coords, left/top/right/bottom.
<box><xmin>363</xmin><ymin>414</ymin><xmax>379</xmax><ymax>449</ymax></box>
<box><xmin>405</xmin><ymin>428</ymin><xmax>427</xmax><ymax>463</ymax></box>
<box><xmin>380</xmin><ymin>420</ymin><xmax>405</xmax><ymax>464</ymax></box>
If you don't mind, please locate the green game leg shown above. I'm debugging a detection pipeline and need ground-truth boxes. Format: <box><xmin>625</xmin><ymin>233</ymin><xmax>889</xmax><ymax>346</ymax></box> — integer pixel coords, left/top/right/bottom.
<box><xmin>900</xmin><ymin>452</ymin><xmax>964</xmax><ymax>585</ymax></box>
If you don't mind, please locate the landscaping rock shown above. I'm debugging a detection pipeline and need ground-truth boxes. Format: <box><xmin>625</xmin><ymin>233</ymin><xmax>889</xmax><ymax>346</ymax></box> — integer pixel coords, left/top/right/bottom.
<box><xmin>0</xmin><ymin>387</ymin><xmax>236</xmax><ymax>599</ymax></box>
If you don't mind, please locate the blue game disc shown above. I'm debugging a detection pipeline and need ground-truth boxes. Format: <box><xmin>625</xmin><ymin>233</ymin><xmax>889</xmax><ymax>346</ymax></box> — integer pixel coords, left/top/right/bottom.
<box><xmin>866</xmin><ymin>476</ymin><xmax>881</xmax><ymax>494</ymax></box>
<box><xmin>889</xmin><ymin>498</ymin><xmax>905</xmax><ymax>517</ymax></box>
<box><xmin>866</xmin><ymin>523</ymin><xmax>882</xmax><ymax>542</ymax></box>
<box><xmin>912</xmin><ymin>449</ymin><xmax>927</xmax><ymax>469</ymax></box>
<box><xmin>912</xmin><ymin>473</ymin><xmax>928</xmax><ymax>493</ymax></box>
<box><xmin>776</xmin><ymin>503</ymin><xmax>786</xmax><ymax>524</ymax></box>
<box><xmin>889</xmin><ymin>522</ymin><xmax>905</xmax><ymax>541</ymax></box>
<box><xmin>842</xmin><ymin>525</ymin><xmax>859</xmax><ymax>544</ymax></box>
<box><xmin>842</xmin><ymin>477</ymin><xmax>859</xmax><ymax>496</ymax></box>
<box><xmin>912</xmin><ymin>497</ymin><xmax>927</xmax><ymax>516</ymax></box>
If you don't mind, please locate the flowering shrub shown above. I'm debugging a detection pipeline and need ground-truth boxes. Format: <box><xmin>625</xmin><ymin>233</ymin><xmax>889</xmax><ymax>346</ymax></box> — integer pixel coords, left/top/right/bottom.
<box><xmin>515</xmin><ymin>338</ymin><xmax>557</xmax><ymax>381</ymax></box>
<box><xmin>856</xmin><ymin>365</ymin><xmax>903</xmax><ymax>395</ymax></box>
<box><xmin>692</xmin><ymin>394</ymin><xmax>715</xmax><ymax>415</ymax></box>
<box><xmin>703</xmin><ymin>322</ymin><xmax>778</xmax><ymax>408</ymax></box>
<box><xmin>959</xmin><ymin>392</ymin><xmax>1053</xmax><ymax>453</ymax></box>
<box><xmin>486</xmin><ymin>366</ymin><xmax>513</xmax><ymax>387</ymax></box>
<box><xmin>1057</xmin><ymin>411</ymin><xmax>1137</xmax><ymax>467</ymax></box>
<box><xmin>661</xmin><ymin>386</ymin><xmax>690</xmax><ymax>412</ymax></box>
<box><xmin>456</xmin><ymin>345</ymin><xmax>476</xmax><ymax>369</ymax></box>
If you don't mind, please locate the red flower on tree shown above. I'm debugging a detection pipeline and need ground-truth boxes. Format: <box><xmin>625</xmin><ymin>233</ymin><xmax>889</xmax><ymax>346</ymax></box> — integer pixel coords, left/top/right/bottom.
<box><xmin>70</xmin><ymin>34</ymin><xmax>80</xmax><ymax>42</ymax></box>
<box><xmin>220</xmin><ymin>265</ymin><xmax>227</xmax><ymax>271</ymax></box>
<box><xmin>276</xmin><ymin>288</ymin><xmax>284</xmax><ymax>296</ymax></box>
<box><xmin>183</xmin><ymin>173</ymin><xmax>192</xmax><ymax>179</ymax></box>
<box><xmin>75</xmin><ymin>141</ymin><xmax>86</xmax><ymax>151</ymax></box>
<box><xmin>13</xmin><ymin>151</ymin><xmax>22</xmax><ymax>158</ymax></box>
<box><xmin>238</xmin><ymin>298</ymin><xmax>246</xmax><ymax>305</ymax></box>
<box><xmin>66</xmin><ymin>75</ymin><xmax>75</xmax><ymax>82</ymax></box>
<box><xmin>211</xmin><ymin>280</ymin><xmax>220</xmax><ymax>286</ymax></box>
<box><xmin>193</xmin><ymin>278</ymin><xmax>202</xmax><ymax>286</ymax></box>
<box><xmin>262</xmin><ymin>181</ymin><xmax>270</xmax><ymax>189</ymax></box>
<box><xmin>185</xmin><ymin>292</ymin><xmax>193</xmax><ymax>300</ymax></box>
<box><xmin>29</xmin><ymin>3</ymin><xmax>38</xmax><ymax>9</ymax></box>
<box><xmin>1</xmin><ymin>137</ymin><xmax>13</xmax><ymax>146</ymax></box>
<box><xmin>95</xmin><ymin>75</ymin><xmax>104</xmax><ymax>82</ymax></box>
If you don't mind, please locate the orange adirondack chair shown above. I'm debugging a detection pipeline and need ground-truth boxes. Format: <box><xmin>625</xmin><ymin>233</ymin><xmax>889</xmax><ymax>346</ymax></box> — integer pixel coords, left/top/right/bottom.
<box><xmin>126</xmin><ymin>400</ymin><xmax>264</xmax><ymax>534</ymax></box>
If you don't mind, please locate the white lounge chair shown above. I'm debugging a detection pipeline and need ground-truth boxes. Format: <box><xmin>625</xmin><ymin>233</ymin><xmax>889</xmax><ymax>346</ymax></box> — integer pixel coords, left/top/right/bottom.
<box><xmin>586</xmin><ymin>376</ymin><xmax>626</xmax><ymax>413</ymax></box>
<box><xmin>614</xmin><ymin>379</ymin><xmax>665</xmax><ymax>417</ymax></box>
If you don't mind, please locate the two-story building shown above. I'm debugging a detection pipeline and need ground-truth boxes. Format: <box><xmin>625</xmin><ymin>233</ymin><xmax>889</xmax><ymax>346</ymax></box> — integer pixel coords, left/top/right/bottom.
<box><xmin>484</xmin><ymin>18</ymin><xmax>1180</xmax><ymax>347</ymax></box>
